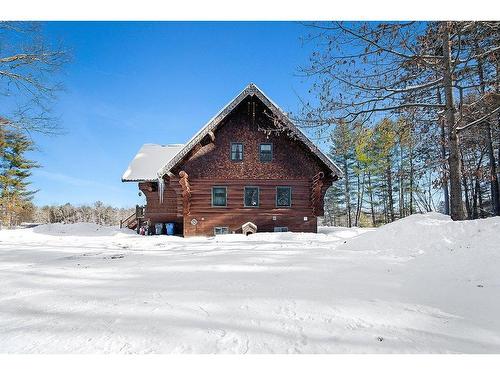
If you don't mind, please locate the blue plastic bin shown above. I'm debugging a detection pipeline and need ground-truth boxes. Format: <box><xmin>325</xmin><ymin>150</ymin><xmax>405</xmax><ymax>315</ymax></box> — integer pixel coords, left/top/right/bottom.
<box><xmin>154</xmin><ymin>223</ymin><xmax>163</xmax><ymax>235</ymax></box>
<box><xmin>166</xmin><ymin>223</ymin><xmax>175</xmax><ymax>236</ymax></box>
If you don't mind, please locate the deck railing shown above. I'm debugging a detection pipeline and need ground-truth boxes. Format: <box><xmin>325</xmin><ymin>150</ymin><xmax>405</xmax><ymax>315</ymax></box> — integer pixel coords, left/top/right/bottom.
<box><xmin>120</xmin><ymin>205</ymin><xmax>145</xmax><ymax>230</ymax></box>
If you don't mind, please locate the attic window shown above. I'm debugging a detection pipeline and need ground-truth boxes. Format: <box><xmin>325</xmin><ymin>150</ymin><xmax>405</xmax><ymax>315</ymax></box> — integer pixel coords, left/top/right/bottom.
<box><xmin>231</xmin><ymin>143</ymin><xmax>243</xmax><ymax>161</ymax></box>
<box><xmin>259</xmin><ymin>143</ymin><xmax>273</xmax><ymax>162</ymax></box>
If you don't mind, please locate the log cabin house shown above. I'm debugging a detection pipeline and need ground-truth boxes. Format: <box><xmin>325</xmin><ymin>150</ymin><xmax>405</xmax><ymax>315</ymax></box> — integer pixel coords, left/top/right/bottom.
<box><xmin>121</xmin><ymin>83</ymin><xmax>342</xmax><ymax>236</ymax></box>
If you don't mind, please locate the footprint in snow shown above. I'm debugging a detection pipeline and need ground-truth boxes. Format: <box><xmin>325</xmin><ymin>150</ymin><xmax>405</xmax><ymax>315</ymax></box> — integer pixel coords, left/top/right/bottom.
<box><xmin>103</xmin><ymin>254</ymin><xmax>125</xmax><ymax>259</ymax></box>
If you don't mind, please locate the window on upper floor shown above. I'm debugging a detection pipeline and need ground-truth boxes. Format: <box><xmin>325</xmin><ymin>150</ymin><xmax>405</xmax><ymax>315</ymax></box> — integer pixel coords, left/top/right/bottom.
<box><xmin>244</xmin><ymin>187</ymin><xmax>259</xmax><ymax>207</ymax></box>
<box><xmin>212</xmin><ymin>186</ymin><xmax>227</xmax><ymax>207</ymax></box>
<box><xmin>230</xmin><ymin>142</ymin><xmax>243</xmax><ymax>161</ymax></box>
<box><xmin>276</xmin><ymin>186</ymin><xmax>292</xmax><ymax>207</ymax></box>
<box><xmin>259</xmin><ymin>143</ymin><xmax>273</xmax><ymax>162</ymax></box>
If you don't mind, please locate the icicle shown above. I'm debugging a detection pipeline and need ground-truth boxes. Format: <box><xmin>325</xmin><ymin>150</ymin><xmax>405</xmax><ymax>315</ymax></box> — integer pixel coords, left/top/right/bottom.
<box><xmin>158</xmin><ymin>176</ymin><xmax>165</xmax><ymax>204</ymax></box>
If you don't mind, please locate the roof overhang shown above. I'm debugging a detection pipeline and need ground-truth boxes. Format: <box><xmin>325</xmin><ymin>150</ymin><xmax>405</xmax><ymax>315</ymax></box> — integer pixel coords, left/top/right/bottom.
<box><xmin>122</xmin><ymin>144</ymin><xmax>184</xmax><ymax>182</ymax></box>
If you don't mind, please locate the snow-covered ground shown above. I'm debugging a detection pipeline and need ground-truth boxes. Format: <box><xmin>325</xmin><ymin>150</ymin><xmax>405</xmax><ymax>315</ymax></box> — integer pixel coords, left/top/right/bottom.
<box><xmin>0</xmin><ymin>213</ymin><xmax>499</xmax><ymax>353</ymax></box>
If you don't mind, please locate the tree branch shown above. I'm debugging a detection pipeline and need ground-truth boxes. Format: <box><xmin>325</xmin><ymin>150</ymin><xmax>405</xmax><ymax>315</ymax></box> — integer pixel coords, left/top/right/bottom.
<box><xmin>456</xmin><ymin>106</ymin><xmax>500</xmax><ymax>132</ymax></box>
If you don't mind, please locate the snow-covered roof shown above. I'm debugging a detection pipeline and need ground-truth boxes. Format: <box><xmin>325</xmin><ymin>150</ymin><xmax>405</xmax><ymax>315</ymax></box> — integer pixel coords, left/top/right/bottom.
<box><xmin>157</xmin><ymin>83</ymin><xmax>343</xmax><ymax>178</ymax></box>
<box><xmin>122</xmin><ymin>144</ymin><xmax>184</xmax><ymax>182</ymax></box>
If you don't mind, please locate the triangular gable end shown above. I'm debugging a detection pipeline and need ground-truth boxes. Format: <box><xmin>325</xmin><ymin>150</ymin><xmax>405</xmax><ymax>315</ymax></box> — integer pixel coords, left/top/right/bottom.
<box><xmin>157</xmin><ymin>83</ymin><xmax>343</xmax><ymax>179</ymax></box>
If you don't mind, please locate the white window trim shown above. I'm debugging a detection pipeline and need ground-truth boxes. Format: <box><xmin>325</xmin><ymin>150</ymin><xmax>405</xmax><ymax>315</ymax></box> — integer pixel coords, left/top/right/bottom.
<box><xmin>230</xmin><ymin>142</ymin><xmax>244</xmax><ymax>162</ymax></box>
<box><xmin>259</xmin><ymin>143</ymin><xmax>273</xmax><ymax>162</ymax></box>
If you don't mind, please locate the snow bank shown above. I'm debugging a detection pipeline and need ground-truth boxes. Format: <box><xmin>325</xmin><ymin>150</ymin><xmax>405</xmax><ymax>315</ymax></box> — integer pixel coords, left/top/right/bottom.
<box><xmin>338</xmin><ymin>212</ymin><xmax>500</xmax><ymax>256</ymax></box>
<box><xmin>1</xmin><ymin>215</ymin><xmax>499</xmax><ymax>353</ymax></box>
<box><xmin>209</xmin><ymin>227</ymin><xmax>372</xmax><ymax>245</ymax></box>
<box><xmin>31</xmin><ymin>222</ymin><xmax>134</xmax><ymax>237</ymax></box>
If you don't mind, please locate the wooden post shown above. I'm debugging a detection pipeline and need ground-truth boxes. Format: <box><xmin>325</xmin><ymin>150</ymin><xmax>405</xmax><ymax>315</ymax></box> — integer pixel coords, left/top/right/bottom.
<box><xmin>179</xmin><ymin>171</ymin><xmax>192</xmax><ymax>215</ymax></box>
<box><xmin>311</xmin><ymin>172</ymin><xmax>325</xmax><ymax>216</ymax></box>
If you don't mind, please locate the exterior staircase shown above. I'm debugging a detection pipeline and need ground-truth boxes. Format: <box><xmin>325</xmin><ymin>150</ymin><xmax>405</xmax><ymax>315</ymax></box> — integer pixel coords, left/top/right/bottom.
<box><xmin>120</xmin><ymin>205</ymin><xmax>145</xmax><ymax>232</ymax></box>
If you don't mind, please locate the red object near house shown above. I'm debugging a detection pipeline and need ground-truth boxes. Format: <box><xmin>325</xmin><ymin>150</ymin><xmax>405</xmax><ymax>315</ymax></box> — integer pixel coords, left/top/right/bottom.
<box><xmin>122</xmin><ymin>83</ymin><xmax>342</xmax><ymax>236</ymax></box>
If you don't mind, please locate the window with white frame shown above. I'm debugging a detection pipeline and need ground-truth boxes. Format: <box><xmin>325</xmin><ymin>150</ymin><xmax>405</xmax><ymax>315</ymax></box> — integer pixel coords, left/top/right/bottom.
<box><xmin>230</xmin><ymin>142</ymin><xmax>243</xmax><ymax>161</ymax></box>
<box><xmin>259</xmin><ymin>143</ymin><xmax>273</xmax><ymax>162</ymax></box>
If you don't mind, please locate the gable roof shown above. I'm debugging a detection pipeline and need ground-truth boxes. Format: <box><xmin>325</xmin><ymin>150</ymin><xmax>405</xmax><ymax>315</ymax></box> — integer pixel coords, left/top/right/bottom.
<box><xmin>122</xmin><ymin>144</ymin><xmax>184</xmax><ymax>182</ymax></box>
<box><xmin>157</xmin><ymin>83</ymin><xmax>343</xmax><ymax>178</ymax></box>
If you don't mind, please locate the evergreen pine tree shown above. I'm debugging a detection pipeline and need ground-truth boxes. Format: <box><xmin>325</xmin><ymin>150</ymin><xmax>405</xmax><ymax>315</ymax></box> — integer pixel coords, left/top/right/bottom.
<box><xmin>328</xmin><ymin>122</ymin><xmax>358</xmax><ymax>227</ymax></box>
<box><xmin>0</xmin><ymin>128</ymin><xmax>39</xmax><ymax>227</ymax></box>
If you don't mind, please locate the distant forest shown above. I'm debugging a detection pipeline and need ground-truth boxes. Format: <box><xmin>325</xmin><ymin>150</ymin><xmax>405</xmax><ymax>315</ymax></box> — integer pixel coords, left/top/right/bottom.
<box><xmin>33</xmin><ymin>202</ymin><xmax>134</xmax><ymax>226</ymax></box>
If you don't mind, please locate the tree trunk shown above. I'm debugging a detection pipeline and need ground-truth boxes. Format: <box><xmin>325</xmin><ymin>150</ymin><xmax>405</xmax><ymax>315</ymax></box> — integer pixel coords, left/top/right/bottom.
<box><xmin>478</xmin><ymin>179</ymin><xmax>484</xmax><ymax>218</ymax></box>
<box><xmin>497</xmin><ymin>61</ymin><xmax>500</xmax><ymax>209</ymax></box>
<box><xmin>442</xmin><ymin>23</ymin><xmax>465</xmax><ymax>220</ymax></box>
<box><xmin>476</xmin><ymin>48</ymin><xmax>500</xmax><ymax>216</ymax></box>
<box><xmin>356</xmin><ymin>171</ymin><xmax>366</xmax><ymax>225</ymax></box>
<box><xmin>485</xmin><ymin>124</ymin><xmax>500</xmax><ymax>216</ymax></box>
<box><xmin>382</xmin><ymin>188</ymin><xmax>388</xmax><ymax>224</ymax></box>
<box><xmin>409</xmin><ymin>131</ymin><xmax>415</xmax><ymax>215</ymax></box>
<box><xmin>368</xmin><ymin>172</ymin><xmax>376</xmax><ymax>226</ymax></box>
<box><xmin>386</xmin><ymin>156</ymin><xmax>395</xmax><ymax>222</ymax></box>
<box><xmin>399</xmin><ymin>141</ymin><xmax>405</xmax><ymax>218</ymax></box>
<box><xmin>437</xmin><ymin>87</ymin><xmax>450</xmax><ymax>215</ymax></box>
<box><xmin>472</xmin><ymin>176</ymin><xmax>479</xmax><ymax>220</ymax></box>
<box><xmin>354</xmin><ymin>161</ymin><xmax>361</xmax><ymax>226</ymax></box>
<box><xmin>460</xmin><ymin>150</ymin><xmax>472</xmax><ymax>219</ymax></box>
<box><xmin>343</xmin><ymin>154</ymin><xmax>352</xmax><ymax>227</ymax></box>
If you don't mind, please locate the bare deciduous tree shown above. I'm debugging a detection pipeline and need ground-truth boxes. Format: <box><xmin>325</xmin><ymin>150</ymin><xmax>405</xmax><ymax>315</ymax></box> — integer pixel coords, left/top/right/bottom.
<box><xmin>299</xmin><ymin>21</ymin><xmax>500</xmax><ymax>221</ymax></box>
<box><xmin>0</xmin><ymin>21</ymin><xmax>68</xmax><ymax>134</ymax></box>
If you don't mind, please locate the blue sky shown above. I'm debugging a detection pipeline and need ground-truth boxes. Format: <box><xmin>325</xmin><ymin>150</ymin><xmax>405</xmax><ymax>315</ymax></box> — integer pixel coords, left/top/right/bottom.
<box><xmin>30</xmin><ymin>22</ymin><xmax>320</xmax><ymax>208</ymax></box>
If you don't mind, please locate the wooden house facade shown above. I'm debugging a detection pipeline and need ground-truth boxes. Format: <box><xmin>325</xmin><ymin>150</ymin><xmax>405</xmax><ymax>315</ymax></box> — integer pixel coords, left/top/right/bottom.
<box><xmin>122</xmin><ymin>84</ymin><xmax>342</xmax><ymax>236</ymax></box>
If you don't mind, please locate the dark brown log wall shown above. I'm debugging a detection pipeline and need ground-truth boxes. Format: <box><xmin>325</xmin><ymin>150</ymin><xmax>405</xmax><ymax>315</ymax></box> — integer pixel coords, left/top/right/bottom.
<box><xmin>139</xmin><ymin>178</ymin><xmax>184</xmax><ymax>233</ymax></box>
<box><xmin>142</xmin><ymin>96</ymin><xmax>334</xmax><ymax>236</ymax></box>
<box><xmin>182</xmin><ymin>178</ymin><xmax>319</xmax><ymax>236</ymax></box>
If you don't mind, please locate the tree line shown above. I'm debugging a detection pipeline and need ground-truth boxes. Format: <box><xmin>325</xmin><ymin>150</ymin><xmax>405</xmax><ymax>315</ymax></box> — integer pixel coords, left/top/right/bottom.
<box><xmin>34</xmin><ymin>202</ymin><xmax>134</xmax><ymax>226</ymax></box>
<box><xmin>300</xmin><ymin>21</ymin><xmax>500</xmax><ymax>226</ymax></box>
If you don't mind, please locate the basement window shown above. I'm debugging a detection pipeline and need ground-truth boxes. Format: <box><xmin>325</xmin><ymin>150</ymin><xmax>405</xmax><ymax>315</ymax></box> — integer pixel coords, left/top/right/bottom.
<box><xmin>274</xmin><ymin>227</ymin><xmax>288</xmax><ymax>232</ymax></box>
<box><xmin>259</xmin><ymin>143</ymin><xmax>273</xmax><ymax>162</ymax></box>
<box><xmin>214</xmin><ymin>227</ymin><xmax>229</xmax><ymax>235</ymax></box>
<box><xmin>244</xmin><ymin>187</ymin><xmax>259</xmax><ymax>207</ymax></box>
<box><xmin>230</xmin><ymin>142</ymin><xmax>243</xmax><ymax>161</ymax></box>
<box><xmin>276</xmin><ymin>186</ymin><xmax>292</xmax><ymax>207</ymax></box>
<box><xmin>212</xmin><ymin>186</ymin><xmax>227</xmax><ymax>207</ymax></box>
